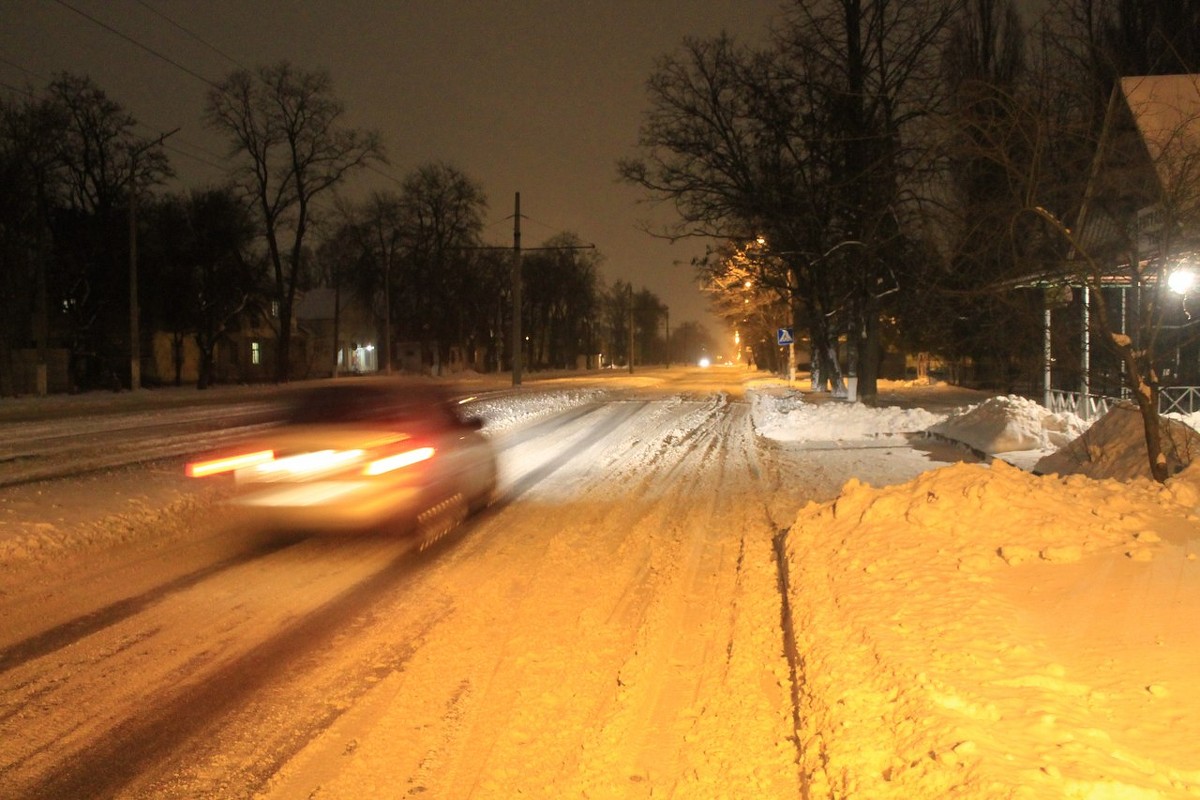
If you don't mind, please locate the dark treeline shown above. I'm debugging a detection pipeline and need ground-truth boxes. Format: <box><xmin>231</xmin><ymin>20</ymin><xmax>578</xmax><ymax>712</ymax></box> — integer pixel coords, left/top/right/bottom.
<box><xmin>0</xmin><ymin>63</ymin><xmax>686</xmax><ymax>395</ymax></box>
<box><xmin>624</xmin><ymin>0</ymin><xmax>1200</xmax><ymax>407</ymax></box>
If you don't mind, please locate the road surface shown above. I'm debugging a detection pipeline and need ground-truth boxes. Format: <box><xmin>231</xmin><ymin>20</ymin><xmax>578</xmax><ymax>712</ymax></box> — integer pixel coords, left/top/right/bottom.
<box><xmin>0</xmin><ymin>371</ymin><xmax>945</xmax><ymax>798</ymax></box>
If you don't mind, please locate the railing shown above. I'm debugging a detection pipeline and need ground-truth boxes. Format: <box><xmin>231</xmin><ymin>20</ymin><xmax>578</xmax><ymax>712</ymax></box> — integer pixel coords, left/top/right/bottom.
<box><xmin>1160</xmin><ymin>386</ymin><xmax>1200</xmax><ymax>416</ymax></box>
<box><xmin>1047</xmin><ymin>390</ymin><xmax>1117</xmax><ymax>420</ymax></box>
<box><xmin>1047</xmin><ymin>386</ymin><xmax>1200</xmax><ymax>419</ymax></box>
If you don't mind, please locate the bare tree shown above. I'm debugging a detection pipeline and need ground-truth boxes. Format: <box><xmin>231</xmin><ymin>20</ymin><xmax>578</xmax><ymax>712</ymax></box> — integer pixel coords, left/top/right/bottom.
<box><xmin>205</xmin><ymin>61</ymin><xmax>383</xmax><ymax>383</ymax></box>
<box><xmin>778</xmin><ymin>0</ymin><xmax>962</xmax><ymax>401</ymax></box>
<box><xmin>933</xmin><ymin>0</ymin><xmax>1043</xmax><ymax>388</ymax></box>
<box><xmin>140</xmin><ymin>188</ymin><xmax>260</xmax><ymax>389</ymax></box>
<box><xmin>623</xmin><ymin>0</ymin><xmax>959</xmax><ymax>402</ymax></box>
<box><xmin>620</xmin><ymin>34</ymin><xmax>847</xmax><ymax>387</ymax></box>
<box><xmin>701</xmin><ymin>241</ymin><xmax>791</xmax><ymax>373</ymax></box>
<box><xmin>392</xmin><ymin>163</ymin><xmax>486</xmax><ymax>367</ymax></box>
<box><xmin>46</xmin><ymin>74</ymin><xmax>169</xmax><ymax>391</ymax></box>
<box><xmin>522</xmin><ymin>233</ymin><xmax>602</xmax><ymax>369</ymax></box>
<box><xmin>0</xmin><ymin>93</ymin><xmax>63</xmax><ymax>395</ymax></box>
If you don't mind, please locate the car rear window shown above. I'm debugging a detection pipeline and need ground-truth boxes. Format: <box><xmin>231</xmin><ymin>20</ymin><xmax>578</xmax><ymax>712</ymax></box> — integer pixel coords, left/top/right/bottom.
<box><xmin>285</xmin><ymin>385</ymin><xmax>455</xmax><ymax>428</ymax></box>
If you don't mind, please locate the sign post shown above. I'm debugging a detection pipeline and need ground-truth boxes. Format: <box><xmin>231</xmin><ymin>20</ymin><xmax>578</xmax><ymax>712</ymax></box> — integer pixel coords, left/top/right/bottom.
<box><xmin>777</xmin><ymin>327</ymin><xmax>795</xmax><ymax>384</ymax></box>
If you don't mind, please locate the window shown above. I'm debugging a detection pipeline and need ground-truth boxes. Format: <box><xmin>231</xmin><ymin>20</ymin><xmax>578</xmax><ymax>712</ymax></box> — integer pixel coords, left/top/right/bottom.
<box><xmin>251</xmin><ymin>341</ymin><xmax>261</xmax><ymax>365</ymax></box>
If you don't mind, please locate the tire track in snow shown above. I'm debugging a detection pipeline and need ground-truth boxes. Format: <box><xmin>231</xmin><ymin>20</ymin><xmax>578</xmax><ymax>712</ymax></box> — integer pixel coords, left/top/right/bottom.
<box><xmin>334</xmin><ymin>394</ymin><xmax>800</xmax><ymax>798</ymax></box>
<box><xmin>0</xmin><ymin>536</ymin><xmax>301</xmax><ymax>677</ymax></box>
<box><xmin>12</xmin><ymin>544</ymin><xmax>449</xmax><ymax>800</ymax></box>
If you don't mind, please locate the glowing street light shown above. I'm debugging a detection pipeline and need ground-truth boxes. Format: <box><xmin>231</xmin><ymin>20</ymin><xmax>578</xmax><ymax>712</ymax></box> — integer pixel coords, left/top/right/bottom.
<box><xmin>1168</xmin><ymin>266</ymin><xmax>1196</xmax><ymax>295</ymax></box>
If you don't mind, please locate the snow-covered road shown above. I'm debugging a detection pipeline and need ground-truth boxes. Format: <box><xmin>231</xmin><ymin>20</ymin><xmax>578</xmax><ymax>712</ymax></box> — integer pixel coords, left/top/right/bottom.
<box><xmin>16</xmin><ymin>368</ymin><xmax>1191</xmax><ymax>798</ymax></box>
<box><xmin>0</xmin><ymin>372</ymin><xmax>970</xmax><ymax>798</ymax></box>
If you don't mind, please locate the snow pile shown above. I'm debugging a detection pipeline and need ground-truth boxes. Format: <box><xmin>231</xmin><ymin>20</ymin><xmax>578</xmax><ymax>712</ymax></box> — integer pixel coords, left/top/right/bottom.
<box><xmin>1035</xmin><ymin>400</ymin><xmax>1200</xmax><ymax>480</ymax></box>
<box><xmin>785</xmin><ymin>459</ymin><xmax>1200</xmax><ymax>798</ymax></box>
<box><xmin>748</xmin><ymin>390</ymin><xmax>945</xmax><ymax>442</ymax></box>
<box><xmin>467</xmin><ymin>388</ymin><xmax>605</xmax><ymax>435</ymax></box>
<box><xmin>928</xmin><ymin>394</ymin><xmax>1088</xmax><ymax>454</ymax></box>
<box><xmin>0</xmin><ymin>472</ymin><xmax>225</xmax><ymax>566</ymax></box>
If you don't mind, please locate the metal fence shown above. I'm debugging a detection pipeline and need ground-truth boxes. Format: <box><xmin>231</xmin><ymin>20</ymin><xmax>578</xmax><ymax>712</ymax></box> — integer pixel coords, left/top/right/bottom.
<box><xmin>1160</xmin><ymin>386</ymin><xmax>1200</xmax><ymax>416</ymax></box>
<box><xmin>1047</xmin><ymin>386</ymin><xmax>1200</xmax><ymax>419</ymax></box>
<box><xmin>1047</xmin><ymin>390</ymin><xmax>1117</xmax><ymax>420</ymax></box>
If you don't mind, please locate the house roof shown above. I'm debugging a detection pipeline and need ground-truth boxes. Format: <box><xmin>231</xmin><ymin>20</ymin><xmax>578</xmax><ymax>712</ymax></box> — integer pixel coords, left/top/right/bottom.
<box><xmin>296</xmin><ymin>288</ymin><xmax>342</xmax><ymax>320</ymax></box>
<box><xmin>1119</xmin><ymin>74</ymin><xmax>1200</xmax><ymax>195</ymax></box>
<box><xmin>1071</xmin><ymin>75</ymin><xmax>1200</xmax><ymax>267</ymax></box>
<box><xmin>295</xmin><ymin>287</ymin><xmax>376</xmax><ymax>335</ymax></box>
<box><xmin>1011</xmin><ymin>77</ymin><xmax>1200</xmax><ymax>290</ymax></box>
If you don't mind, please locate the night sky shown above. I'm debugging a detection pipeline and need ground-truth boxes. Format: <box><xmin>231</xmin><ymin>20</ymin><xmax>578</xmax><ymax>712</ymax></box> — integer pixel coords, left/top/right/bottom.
<box><xmin>1</xmin><ymin>0</ymin><xmax>784</xmax><ymax>332</ymax></box>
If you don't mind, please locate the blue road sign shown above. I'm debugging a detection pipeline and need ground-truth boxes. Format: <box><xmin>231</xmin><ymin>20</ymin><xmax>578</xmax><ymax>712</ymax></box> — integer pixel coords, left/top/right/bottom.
<box><xmin>777</xmin><ymin>327</ymin><xmax>794</xmax><ymax>346</ymax></box>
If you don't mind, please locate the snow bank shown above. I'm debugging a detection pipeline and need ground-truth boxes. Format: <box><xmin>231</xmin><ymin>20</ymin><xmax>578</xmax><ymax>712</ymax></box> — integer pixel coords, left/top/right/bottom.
<box><xmin>928</xmin><ymin>394</ymin><xmax>1087</xmax><ymax>454</ymax></box>
<box><xmin>749</xmin><ymin>390</ymin><xmax>945</xmax><ymax>442</ymax></box>
<box><xmin>785</xmin><ymin>459</ymin><xmax>1200</xmax><ymax>798</ymax></box>
<box><xmin>1035</xmin><ymin>400</ymin><xmax>1200</xmax><ymax>480</ymax></box>
<box><xmin>468</xmin><ymin>389</ymin><xmax>605</xmax><ymax>435</ymax></box>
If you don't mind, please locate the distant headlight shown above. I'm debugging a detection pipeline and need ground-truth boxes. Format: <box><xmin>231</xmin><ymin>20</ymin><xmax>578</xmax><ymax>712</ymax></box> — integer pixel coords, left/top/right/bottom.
<box><xmin>698</xmin><ymin>357</ymin><xmax>711</xmax><ymax>368</ymax></box>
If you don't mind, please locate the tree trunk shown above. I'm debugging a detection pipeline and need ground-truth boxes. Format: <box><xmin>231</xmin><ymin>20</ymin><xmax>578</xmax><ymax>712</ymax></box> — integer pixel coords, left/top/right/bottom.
<box><xmin>277</xmin><ymin>306</ymin><xmax>292</xmax><ymax>383</ymax></box>
<box><xmin>196</xmin><ymin>344</ymin><xmax>213</xmax><ymax>390</ymax></box>
<box><xmin>857</xmin><ymin>301</ymin><xmax>881</xmax><ymax>404</ymax></box>
<box><xmin>1133</xmin><ymin>386</ymin><xmax>1169</xmax><ymax>483</ymax></box>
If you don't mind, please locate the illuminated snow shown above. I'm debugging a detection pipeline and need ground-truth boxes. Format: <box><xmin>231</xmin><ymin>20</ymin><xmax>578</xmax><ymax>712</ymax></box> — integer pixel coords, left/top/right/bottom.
<box><xmin>2</xmin><ymin>372</ymin><xmax>1198</xmax><ymax>797</ymax></box>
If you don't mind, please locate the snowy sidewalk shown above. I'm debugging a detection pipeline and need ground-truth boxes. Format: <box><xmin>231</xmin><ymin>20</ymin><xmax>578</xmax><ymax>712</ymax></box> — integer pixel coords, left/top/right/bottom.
<box><xmin>748</xmin><ymin>382</ymin><xmax>1200</xmax><ymax>798</ymax></box>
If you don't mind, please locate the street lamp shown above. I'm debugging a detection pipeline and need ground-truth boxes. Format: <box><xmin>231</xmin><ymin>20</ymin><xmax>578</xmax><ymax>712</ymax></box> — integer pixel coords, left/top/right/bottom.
<box><xmin>1168</xmin><ymin>265</ymin><xmax>1196</xmax><ymax>295</ymax></box>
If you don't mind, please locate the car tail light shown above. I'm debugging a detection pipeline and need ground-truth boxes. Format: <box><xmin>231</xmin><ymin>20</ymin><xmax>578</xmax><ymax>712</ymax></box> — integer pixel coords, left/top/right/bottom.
<box><xmin>186</xmin><ymin>450</ymin><xmax>275</xmax><ymax>478</ymax></box>
<box><xmin>187</xmin><ymin>443</ymin><xmax>434</xmax><ymax>480</ymax></box>
<box><xmin>364</xmin><ymin>446</ymin><xmax>435</xmax><ymax>476</ymax></box>
<box><xmin>256</xmin><ymin>449</ymin><xmax>366</xmax><ymax>476</ymax></box>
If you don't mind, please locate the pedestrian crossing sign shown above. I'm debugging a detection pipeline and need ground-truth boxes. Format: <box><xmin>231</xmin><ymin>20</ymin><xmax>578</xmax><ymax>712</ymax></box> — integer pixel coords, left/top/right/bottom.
<box><xmin>777</xmin><ymin>327</ymin><xmax>794</xmax><ymax>346</ymax></box>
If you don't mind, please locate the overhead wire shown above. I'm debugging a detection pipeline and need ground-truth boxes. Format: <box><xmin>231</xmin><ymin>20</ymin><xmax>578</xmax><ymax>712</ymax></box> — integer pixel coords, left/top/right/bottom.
<box><xmin>0</xmin><ymin>79</ymin><xmax>36</xmax><ymax>99</ymax></box>
<box><xmin>132</xmin><ymin>0</ymin><xmax>247</xmax><ymax>72</ymax></box>
<box><xmin>0</xmin><ymin>54</ymin><xmax>41</xmax><ymax>81</ymax></box>
<box><xmin>0</xmin><ymin>51</ymin><xmax>226</xmax><ymax>175</ymax></box>
<box><xmin>50</xmin><ymin>0</ymin><xmax>224</xmax><ymax>92</ymax></box>
<box><xmin>47</xmin><ymin>0</ymin><xmax>410</xmax><ymax>188</ymax></box>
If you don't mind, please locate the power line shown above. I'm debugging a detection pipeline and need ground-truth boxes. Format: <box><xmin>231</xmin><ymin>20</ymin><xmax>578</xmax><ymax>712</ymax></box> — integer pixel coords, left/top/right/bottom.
<box><xmin>51</xmin><ymin>0</ymin><xmax>223</xmax><ymax>91</ymax></box>
<box><xmin>0</xmin><ymin>79</ymin><xmax>36</xmax><ymax>98</ymax></box>
<box><xmin>0</xmin><ymin>54</ymin><xmax>41</xmax><ymax>80</ymax></box>
<box><xmin>365</xmin><ymin>163</ymin><xmax>404</xmax><ymax>187</ymax></box>
<box><xmin>162</xmin><ymin>143</ymin><xmax>225</xmax><ymax>172</ymax></box>
<box><xmin>39</xmin><ymin>1</ymin><xmax>411</xmax><ymax>190</ymax></box>
<box><xmin>133</xmin><ymin>0</ymin><xmax>248</xmax><ymax>72</ymax></box>
<box><xmin>131</xmin><ymin>119</ymin><xmax>227</xmax><ymax>163</ymax></box>
<box><xmin>0</xmin><ymin>53</ymin><xmax>219</xmax><ymax>170</ymax></box>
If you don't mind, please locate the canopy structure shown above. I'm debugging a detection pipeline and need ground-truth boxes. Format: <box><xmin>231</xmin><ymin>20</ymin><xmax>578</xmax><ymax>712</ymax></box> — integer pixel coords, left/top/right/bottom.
<box><xmin>1014</xmin><ymin>75</ymin><xmax>1200</xmax><ymax>418</ymax></box>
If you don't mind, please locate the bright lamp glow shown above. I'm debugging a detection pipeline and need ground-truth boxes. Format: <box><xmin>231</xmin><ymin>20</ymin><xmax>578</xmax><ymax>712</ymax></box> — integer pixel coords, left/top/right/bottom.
<box><xmin>1169</xmin><ymin>267</ymin><xmax>1197</xmax><ymax>295</ymax></box>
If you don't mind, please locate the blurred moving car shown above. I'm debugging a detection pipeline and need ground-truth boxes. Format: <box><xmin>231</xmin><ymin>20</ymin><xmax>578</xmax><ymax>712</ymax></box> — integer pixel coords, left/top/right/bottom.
<box><xmin>186</xmin><ymin>382</ymin><xmax>497</xmax><ymax>540</ymax></box>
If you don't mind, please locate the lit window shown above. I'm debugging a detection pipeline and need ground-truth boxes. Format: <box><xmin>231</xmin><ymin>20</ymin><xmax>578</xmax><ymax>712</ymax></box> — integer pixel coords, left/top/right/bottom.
<box><xmin>251</xmin><ymin>341</ymin><xmax>261</xmax><ymax>365</ymax></box>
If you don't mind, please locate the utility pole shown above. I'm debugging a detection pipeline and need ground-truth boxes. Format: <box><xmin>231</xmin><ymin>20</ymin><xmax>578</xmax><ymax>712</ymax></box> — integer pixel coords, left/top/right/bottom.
<box><xmin>456</xmin><ymin>193</ymin><xmax>591</xmax><ymax>386</ymax></box>
<box><xmin>664</xmin><ymin>306</ymin><xmax>670</xmax><ymax>368</ymax></box>
<box><xmin>627</xmin><ymin>283</ymin><xmax>634</xmax><ymax>374</ymax></box>
<box><xmin>383</xmin><ymin>244</ymin><xmax>392</xmax><ymax>375</ymax></box>
<box><xmin>512</xmin><ymin>192</ymin><xmax>523</xmax><ymax>386</ymax></box>
<box><xmin>128</xmin><ymin>128</ymin><xmax>178</xmax><ymax>390</ymax></box>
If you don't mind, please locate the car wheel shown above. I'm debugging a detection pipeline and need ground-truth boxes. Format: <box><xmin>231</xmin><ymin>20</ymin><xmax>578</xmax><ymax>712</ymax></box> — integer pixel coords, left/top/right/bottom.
<box><xmin>470</xmin><ymin>462</ymin><xmax>498</xmax><ymax>513</ymax></box>
<box><xmin>415</xmin><ymin>492</ymin><xmax>468</xmax><ymax>550</ymax></box>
